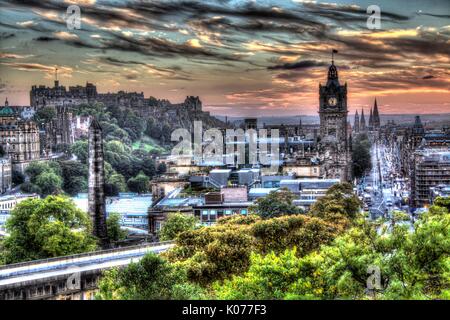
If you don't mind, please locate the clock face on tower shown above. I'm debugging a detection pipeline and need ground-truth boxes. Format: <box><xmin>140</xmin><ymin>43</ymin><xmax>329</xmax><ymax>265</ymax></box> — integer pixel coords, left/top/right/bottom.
<box><xmin>328</xmin><ymin>97</ymin><xmax>337</xmax><ymax>106</ymax></box>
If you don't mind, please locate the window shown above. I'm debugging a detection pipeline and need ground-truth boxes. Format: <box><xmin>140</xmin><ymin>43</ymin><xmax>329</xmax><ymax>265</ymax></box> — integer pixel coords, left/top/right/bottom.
<box><xmin>210</xmin><ymin>210</ymin><xmax>217</xmax><ymax>222</ymax></box>
<box><xmin>225</xmin><ymin>210</ymin><xmax>232</xmax><ymax>215</ymax></box>
<box><xmin>240</xmin><ymin>209</ymin><xmax>247</xmax><ymax>215</ymax></box>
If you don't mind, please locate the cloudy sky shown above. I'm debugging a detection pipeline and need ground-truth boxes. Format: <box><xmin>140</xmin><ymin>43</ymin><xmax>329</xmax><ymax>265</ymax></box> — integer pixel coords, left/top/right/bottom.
<box><xmin>0</xmin><ymin>0</ymin><xmax>449</xmax><ymax>116</ymax></box>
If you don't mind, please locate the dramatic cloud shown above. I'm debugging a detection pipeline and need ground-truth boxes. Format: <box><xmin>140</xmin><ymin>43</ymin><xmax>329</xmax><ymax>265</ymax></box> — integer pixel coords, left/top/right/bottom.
<box><xmin>268</xmin><ymin>60</ymin><xmax>327</xmax><ymax>70</ymax></box>
<box><xmin>0</xmin><ymin>0</ymin><xmax>448</xmax><ymax>116</ymax></box>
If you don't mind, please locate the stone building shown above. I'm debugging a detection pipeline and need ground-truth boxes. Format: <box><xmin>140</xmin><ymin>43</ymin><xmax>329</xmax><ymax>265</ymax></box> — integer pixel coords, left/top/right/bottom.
<box><xmin>0</xmin><ymin>157</ymin><xmax>12</xmax><ymax>194</ymax></box>
<box><xmin>44</xmin><ymin>105</ymin><xmax>75</xmax><ymax>153</ymax></box>
<box><xmin>88</xmin><ymin>118</ymin><xmax>108</xmax><ymax>248</ymax></box>
<box><xmin>30</xmin><ymin>79</ymin><xmax>97</xmax><ymax>108</ymax></box>
<box><xmin>412</xmin><ymin>151</ymin><xmax>450</xmax><ymax>207</ymax></box>
<box><xmin>0</xmin><ymin>99</ymin><xmax>40</xmax><ymax>173</ymax></box>
<box><xmin>318</xmin><ymin>57</ymin><xmax>352</xmax><ymax>181</ymax></box>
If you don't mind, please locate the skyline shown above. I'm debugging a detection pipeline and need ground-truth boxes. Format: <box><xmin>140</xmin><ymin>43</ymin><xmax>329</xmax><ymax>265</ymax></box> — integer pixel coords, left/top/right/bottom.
<box><xmin>0</xmin><ymin>0</ymin><xmax>449</xmax><ymax>116</ymax></box>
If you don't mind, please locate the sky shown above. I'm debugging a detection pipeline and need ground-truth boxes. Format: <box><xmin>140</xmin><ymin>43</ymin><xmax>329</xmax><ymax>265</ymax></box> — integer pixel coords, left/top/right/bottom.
<box><xmin>0</xmin><ymin>0</ymin><xmax>449</xmax><ymax>117</ymax></box>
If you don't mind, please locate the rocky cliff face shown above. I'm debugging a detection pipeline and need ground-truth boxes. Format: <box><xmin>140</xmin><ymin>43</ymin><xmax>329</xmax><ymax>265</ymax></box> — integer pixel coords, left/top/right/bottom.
<box><xmin>131</xmin><ymin>96</ymin><xmax>228</xmax><ymax>146</ymax></box>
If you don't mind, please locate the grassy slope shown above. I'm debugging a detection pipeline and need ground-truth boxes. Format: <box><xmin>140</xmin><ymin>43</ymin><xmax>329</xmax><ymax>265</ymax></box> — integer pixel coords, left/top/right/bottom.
<box><xmin>131</xmin><ymin>135</ymin><xmax>166</xmax><ymax>153</ymax></box>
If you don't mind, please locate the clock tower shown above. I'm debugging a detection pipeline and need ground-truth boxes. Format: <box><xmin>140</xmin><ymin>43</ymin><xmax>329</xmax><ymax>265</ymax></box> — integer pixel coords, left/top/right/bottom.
<box><xmin>318</xmin><ymin>52</ymin><xmax>352</xmax><ymax>181</ymax></box>
<box><xmin>319</xmin><ymin>57</ymin><xmax>348</xmax><ymax>142</ymax></box>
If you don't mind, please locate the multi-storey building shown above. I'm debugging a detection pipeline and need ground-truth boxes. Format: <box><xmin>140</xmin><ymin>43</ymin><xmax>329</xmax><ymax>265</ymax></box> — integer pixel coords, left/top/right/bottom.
<box><xmin>0</xmin><ymin>99</ymin><xmax>40</xmax><ymax>173</ymax></box>
<box><xmin>412</xmin><ymin>150</ymin><xmax>450</xmax><ymax>207</ymax></box>
<box><xmin>43</xmin><ymin>105</ymin><xmax>75</xmax><ymax>153</ymax></box>
<box><xmin>0</xmin><ymin>193</ymin><xmax>40</xmax><ymax>230</ymax></box>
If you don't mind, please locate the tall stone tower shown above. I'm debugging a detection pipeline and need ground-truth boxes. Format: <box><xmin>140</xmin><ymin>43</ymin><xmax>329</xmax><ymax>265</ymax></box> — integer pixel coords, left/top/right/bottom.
<box><xmin>411</xmin><ymin>115</ymin><xmax>425</xmax><ymax>149</ymax></box>
<box><xmin>368</xmin><ymin>108</ymin><xmax>373</xmax><ymax>130</ymax></box>
<box><xmin>319</xmin><ymin>58</ymin><xmax>348</xmax><ymax>142</ymax></box>
<box><xmin>318</xmin><ymin>52</ymin><xmax>352</xmax><ymax>181</ymax></box>
<box><xmin>88</xmin><ymin>118</ymin><xmax>109</xmax><ymax>248</ymax></box>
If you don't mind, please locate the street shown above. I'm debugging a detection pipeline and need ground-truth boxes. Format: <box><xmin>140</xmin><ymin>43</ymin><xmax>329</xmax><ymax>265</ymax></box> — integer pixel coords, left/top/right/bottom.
<box><xmin>358</xmin><ymin>139</ymin><xmax>410</xmax><ymax>220</ymax></box>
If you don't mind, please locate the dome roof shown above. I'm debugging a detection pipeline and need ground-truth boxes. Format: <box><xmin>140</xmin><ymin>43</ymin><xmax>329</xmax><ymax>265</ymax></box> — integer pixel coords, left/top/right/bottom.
<box><xmin>0</xmin><ymin>106</ymin><xmax>17</xmax><ymax>117</ymax></box>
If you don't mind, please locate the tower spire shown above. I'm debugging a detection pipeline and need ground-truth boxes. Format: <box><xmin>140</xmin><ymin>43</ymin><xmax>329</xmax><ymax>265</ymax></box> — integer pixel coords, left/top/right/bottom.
<box><xmin>354</xmin><ymin>110</ymin><xmax>360</xmax><ymax>133</ymax></box>
<box><xmin>373</xmin><ymin>98</ymin><xmax>380</xmax><ymax>128</ymax></box>
<box><xmin>360</xmin><ymin>109</ymin><xmax>366</xmax><ymax>131</ymax></box>
<box><xmin>54</xmin><ymin>67</ymin><xmax>59</xmax><ymax>88</ymax></box>
<box><xmin>331</xmin><ymin>49</ymin><xmax>338</xmax><ymax>65</ymax></box>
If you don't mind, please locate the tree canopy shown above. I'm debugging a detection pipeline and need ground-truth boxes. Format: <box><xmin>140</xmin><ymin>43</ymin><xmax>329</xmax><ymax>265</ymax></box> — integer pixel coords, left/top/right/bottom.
<box><xmin>159</xmin><ymin>212</ymin><xmax>198</xmax><ymax>241</ymax></box>
<box><xmin>352</xmin><ymin>133</ymin><xmax>372</xmax><ymax>179</ymax></box>
<box><xmin>1</xmin><ymin>196</ymin><xmax>97</xmax><ymax>264</ymax></box>
<box><xmin>96</xmin><ymin>253</ymin><xmax>205</xmax><ymax>300</ymax></box>
<box><xmin>250</xmin><ymin>188</ymin><xmax>302</xmax><ymax>219</ymax></box>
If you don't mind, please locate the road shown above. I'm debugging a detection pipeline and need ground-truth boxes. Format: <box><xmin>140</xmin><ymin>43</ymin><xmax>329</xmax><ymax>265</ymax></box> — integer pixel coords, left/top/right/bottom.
<box><xmin>358</xmin><ymin>138</ymin><xmax>410</xmax><ymax>220</ymax></box>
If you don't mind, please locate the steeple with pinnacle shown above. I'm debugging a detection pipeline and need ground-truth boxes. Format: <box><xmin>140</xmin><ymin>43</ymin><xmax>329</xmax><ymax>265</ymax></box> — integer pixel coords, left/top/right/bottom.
<box><xmin>354</xmin><ymin>110</ymin><xmax>360</xmax><ymax>132</ymax></box>
<box><xmin>373</xmin><ymin>98</ymin><xmax>380</xmax><ymax>128</ymax></box>
<box><xmin>360</xmin><ymin>109</ymin><xmax>366</xmax><ymax>131</ymax></box>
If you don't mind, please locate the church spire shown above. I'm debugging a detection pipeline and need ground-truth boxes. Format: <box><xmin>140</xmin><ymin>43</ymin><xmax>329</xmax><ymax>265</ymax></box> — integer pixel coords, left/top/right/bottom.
<box><xmin>373</xmin><ymin>98</ymin><xmax>380</xmax><ymax>128</ymax></box>
<box><xmin>360</xmin><ymin>109</ymin><xmax>366</xmax><ymax>131</ymax></box>
<box><xmin>354</xmin><ymin>110</ymin><xmax>360</xmax><ymax>132</ymax></box>
<box><xmin>327</xmin><ymin>49</ymin><xmax>339</xmax><ymax>81</ymax></box>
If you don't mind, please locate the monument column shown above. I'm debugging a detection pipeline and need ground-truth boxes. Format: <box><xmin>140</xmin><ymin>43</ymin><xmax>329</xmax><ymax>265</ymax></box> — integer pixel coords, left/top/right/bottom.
<box><xmin>88</xmin><ymin>118</ymin><xmax>109</xmax><ymax>248</ymax></box>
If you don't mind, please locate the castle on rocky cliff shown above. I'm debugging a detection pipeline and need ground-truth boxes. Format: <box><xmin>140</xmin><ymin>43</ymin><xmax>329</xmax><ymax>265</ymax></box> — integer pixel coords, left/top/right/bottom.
<box><xmin>30</xmin><ymin>79</ymin><xmax>225</xmax><ymax>134</ymax></box>
<box><xmin>32</xmin><ymin>80</ymin><xmax>203</xmax><ymax>114</ymax></box>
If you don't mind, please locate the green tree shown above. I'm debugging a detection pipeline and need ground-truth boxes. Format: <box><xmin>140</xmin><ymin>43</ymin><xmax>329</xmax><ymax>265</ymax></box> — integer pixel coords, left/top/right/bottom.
<box><xmin>214</xmin><ymin>249</ymin><xmax>305</xmax><ymax>300</ymax></box>
<box><xmin>214</xmin><ymin>204</ymin><xmax>450</xmax><ymax>300</ymax></box>
<box><xmin>127</xmin><ymin>171</ymin><xmax>150</xmax><ymax>194</ymax></box>
<box><xmin>12</xmin><ymin>170</ymin><xmax>25</xmax><ymax>186</ymax></box>
<box><xmin>25</xmin><ymin>161</ymin><xmax>52</xmax><ymax>184</ymax></box>
<box><xmin>35</xmin><ymin>171</ymin><xmax>62</xmax><ymax>196</ymax></box>
<box><xmin>157</xmin><ymin>162</ymin><xmax>167</xmax><ymax>174</ymax></box>
<box><xmin>352</xmin><ymin>133</ymin><xmax>372</xmax><ymax>178</ymax></box>
<box><xmin>59</xmin><ymin>160</ymin><xmax>88</xmax><ymax>195</ymax></box>
<box><xmin>159</xmin><ymin>212</ymin><xmax>197</xmax><ymax>241</ymax></box>
<box><xmin>309</xmin><ymin>183</ymin><xmax>361</xmax><ymax>226</ymax></box>
<box><xmin>96</xmin><ymin>253</ymin><xmax>205</xmax><ymax>300</ymax></box>
<box><xmin>433</xmin><ymin>196</ymin><xmax>450</xmax><ymax>212</ymax></box>
<box><xmin>107</xmin><ymin>173</ymin><xmax>127</xmax><ymax>193</ymax></box>
<box><xmin>166</xmin><ymin>221</ymin><xmax>255</xmax><ymax>285</ymax></box>
<box><xmin>1</xmin><ymin>196</ymin><xmax>97</xmax><ymax>264</ymax></box>
<box><xmin>34</xmin><ymin>106</ymin><xmax>56</xmax><ymax>124</ymax></box>
<box><xmin>250</xmin><ymin>188</ymin><xmax>301</xmax><ymax>219</ymax></box>
<box><xmin>20</xmin><ymin>181</ymin><xmax>41</xmax><ymax>194</ymax></box>
<box><xmin>70</xmin><ymin>140</ymin><xmax>89</xmax><ymax>164</ymax></box>
<box><xmin>106</xmin><ymin>213</ymin><xmax>127</xmax><ymax>242</ymax></box>
<box><xmin>250</xmin><ymin>214</ymin><xmax>340</xmax><ymax>256</ymax></box>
